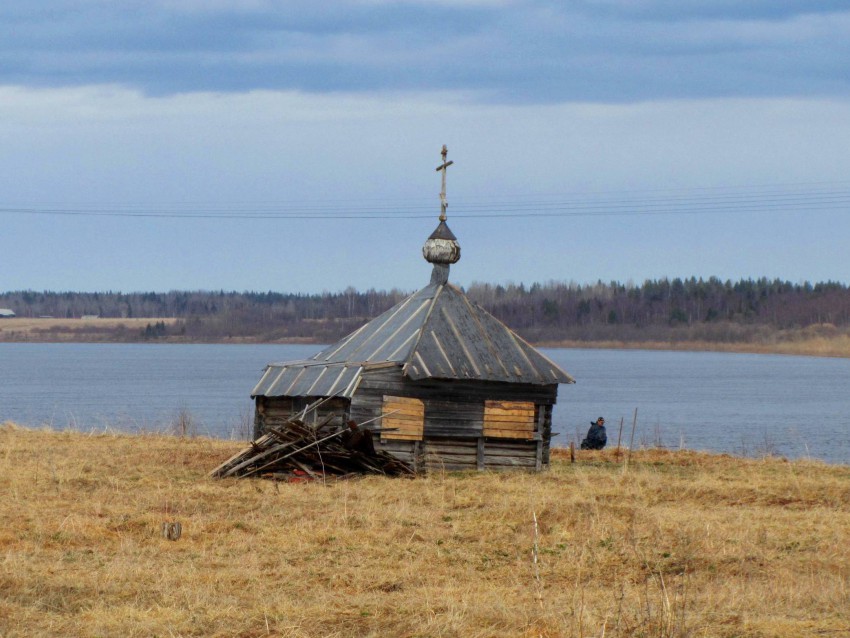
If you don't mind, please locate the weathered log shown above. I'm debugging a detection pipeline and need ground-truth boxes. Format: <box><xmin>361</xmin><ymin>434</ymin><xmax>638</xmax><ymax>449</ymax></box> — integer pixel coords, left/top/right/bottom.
<box><xmin>161</xmin><ymin>522</ymin><xmax>182</xmax><ymax>541</ymax></box>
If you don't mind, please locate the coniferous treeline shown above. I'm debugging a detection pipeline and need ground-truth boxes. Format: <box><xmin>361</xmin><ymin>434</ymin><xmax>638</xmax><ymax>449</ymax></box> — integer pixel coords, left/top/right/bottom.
<box><xmin>0</xmin><ymin>288</ymin><xmax>406</xmax><ymax>323</ymax></box>
<box><xmin>467</xmin><ymin>277</ymin><xmax>850</xmax><ymax>343</ymax></box>
<box><xmin>2</xmin><ymin>277</ymin><xmax>849</xmax><ymax>343</ymax></box>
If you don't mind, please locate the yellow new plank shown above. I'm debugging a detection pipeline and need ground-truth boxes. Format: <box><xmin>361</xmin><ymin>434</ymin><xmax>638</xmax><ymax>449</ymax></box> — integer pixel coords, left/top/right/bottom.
<box><xmin>485</xmin><ymin>430</ymin><xmax>534</xmax><ymax>440</ymax></box>
<box><xmin>382</xmin><ymin>407</ymin><xmax>426</xmax><ymax>417</ymax></box>
<box><xmin>383</xmin><ymin>420</ymin><xmax>422</xmax><ymax>433</ymax></box>
<box><xmin>382</xmin><ymin>395</ymin><xmax>424</xmax><ymax>441</ymax></box>
<box><xmin>483</xmin><ymin>400</ymin><xmax>535</xmax><ymax>438</ymax></box>
<box><xmin>483</xmin><ymin>407</ymin><xmax>536</xmax><ymax>416</ymax></box>
<box><xmin>483</xmin><ymin>415</ymin><xmax>535</xmax><ymax>425</ymax></box>
<box><xmin>485</xmin><ymin>400</ymin><xmax>535</xmax><ymax>411</ymax></box>
<box><xmin>384</xmin><ymin>396</ymin><xmax>425</xmax><ymax>406</ymax></box>
<box><xmin>485</xmin><ymin>423</ymin><xmax>534</xmax><ymax>432</ymax></box>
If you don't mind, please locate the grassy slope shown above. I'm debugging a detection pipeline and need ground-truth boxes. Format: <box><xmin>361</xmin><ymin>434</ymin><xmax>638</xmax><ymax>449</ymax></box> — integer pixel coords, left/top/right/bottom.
<box><xmin>1</xmin><ymin>424</ymin><xmax>849</xmax><ymax>637</ymax></box>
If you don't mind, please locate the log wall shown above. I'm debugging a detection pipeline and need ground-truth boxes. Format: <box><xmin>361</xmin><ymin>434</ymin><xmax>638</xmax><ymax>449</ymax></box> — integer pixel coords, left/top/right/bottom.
<box><xmin>253</xmin><ymin>366</ymin><xmax>560</xmax><ymax>472</ymax></box>
<box><xmin>350</xmin><ymin>367</ymin><xmax>559</xmax><ymax>472</ymax></box>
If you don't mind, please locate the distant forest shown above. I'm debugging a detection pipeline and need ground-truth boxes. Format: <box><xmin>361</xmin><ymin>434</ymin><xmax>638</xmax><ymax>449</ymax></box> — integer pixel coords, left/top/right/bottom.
<box><xmin>2</xmin><ymin>277</ymin><xmax>850</xmax><ymax>344</ymax></box>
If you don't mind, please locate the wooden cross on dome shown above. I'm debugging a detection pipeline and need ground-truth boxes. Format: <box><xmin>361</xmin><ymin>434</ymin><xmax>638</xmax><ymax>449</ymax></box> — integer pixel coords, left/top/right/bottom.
<box><xmin>435</xmin><ymin>144</ymin><xmax>454</xmax><ymax>222</ymax></box>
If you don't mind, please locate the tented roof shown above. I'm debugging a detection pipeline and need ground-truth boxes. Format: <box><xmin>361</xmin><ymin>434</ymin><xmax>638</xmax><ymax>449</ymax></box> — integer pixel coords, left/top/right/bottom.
<box><xmin>252</xmin><ymin>281</ymin><xmax>574</xmax><ymax>398</ymax></box>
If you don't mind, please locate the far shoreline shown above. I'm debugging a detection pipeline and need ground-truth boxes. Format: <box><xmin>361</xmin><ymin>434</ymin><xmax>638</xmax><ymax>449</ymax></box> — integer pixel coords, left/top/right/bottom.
<box><xmin>3</xmin><ymin>333</ymin><xmax>850</xmax><ymax>359</ymax></box>
<box><xmin>3</xmin><ymin>316</ymin><xmax>850</xmax><ymax>358</ymax></box>
<box><xmin>536</xmin><ymin>337</ymin><xmax>850</xmax><ymax>359</ymax></box>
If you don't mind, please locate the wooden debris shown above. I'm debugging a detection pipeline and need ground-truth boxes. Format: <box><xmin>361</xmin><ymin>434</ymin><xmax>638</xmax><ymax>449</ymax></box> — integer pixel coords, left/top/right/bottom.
<box><xmin>210</xmin><ymin>413</ymin><xmax>414</xmax><ymax>480</ymax></box>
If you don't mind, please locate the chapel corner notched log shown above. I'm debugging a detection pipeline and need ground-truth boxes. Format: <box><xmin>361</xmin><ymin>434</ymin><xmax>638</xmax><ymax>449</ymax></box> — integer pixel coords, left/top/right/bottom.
<box><xmin>249</xmin><ymin>147</ymin><xmax>575</xmax><ymax>473</ymax></box>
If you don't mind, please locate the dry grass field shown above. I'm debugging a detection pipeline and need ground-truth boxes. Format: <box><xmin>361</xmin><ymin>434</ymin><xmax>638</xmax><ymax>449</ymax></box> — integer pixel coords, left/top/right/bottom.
<box><xmin>0</xmin><ymin>317</ymin><xmax>179</xmax><ymax>342</ymax></box>
<box><xmin>1</xmin><ymin>424</ymin><xmax>849</xmax><ymax>637</ymax></box>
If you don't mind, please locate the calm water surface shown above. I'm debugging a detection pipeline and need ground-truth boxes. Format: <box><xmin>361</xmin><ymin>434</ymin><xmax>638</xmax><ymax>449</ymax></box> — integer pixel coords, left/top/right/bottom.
<box><xmin>1</xmin><ymin>343</ymin><xmax>848</xmax><ymax>463</ymax></box>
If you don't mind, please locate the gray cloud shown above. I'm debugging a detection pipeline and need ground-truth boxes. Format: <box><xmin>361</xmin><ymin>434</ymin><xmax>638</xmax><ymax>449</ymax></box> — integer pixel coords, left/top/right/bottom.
<box><xmin>1</xmin><ymin>1</ymin><xmax>849</xmax><ymax>101</ymax></box>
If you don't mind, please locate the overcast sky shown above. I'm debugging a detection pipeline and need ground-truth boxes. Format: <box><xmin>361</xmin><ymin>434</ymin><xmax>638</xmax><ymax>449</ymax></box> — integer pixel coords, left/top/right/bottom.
<box><xmin>2</xmin><ymin>1</ymin><xmax>849</xmax><ymax>293</ymax></box>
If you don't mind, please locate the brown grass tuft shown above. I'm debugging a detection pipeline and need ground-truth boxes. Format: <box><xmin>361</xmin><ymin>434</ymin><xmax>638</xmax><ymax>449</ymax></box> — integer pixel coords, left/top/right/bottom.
<box><xmin>1</xmin><ymin>426</ymin><xmax>848</xmax><ymax>637</ymax></box>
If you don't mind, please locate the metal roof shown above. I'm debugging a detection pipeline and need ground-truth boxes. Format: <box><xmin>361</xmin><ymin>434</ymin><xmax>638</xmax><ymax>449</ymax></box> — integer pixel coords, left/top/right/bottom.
<box><xmin>251</xmin><ymin>361</ymin><xmax>364</xmax><ymax>399</ymax></box>
<box><xmin>251</xmin><ymin>280</ymin><xmax>574</xmax><ymax>397</ymax></box>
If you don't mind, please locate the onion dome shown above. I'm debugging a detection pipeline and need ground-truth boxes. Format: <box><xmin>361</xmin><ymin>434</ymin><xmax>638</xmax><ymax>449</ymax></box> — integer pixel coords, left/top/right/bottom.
<box><xmin>422</xmin><ymin>220</ymin><xmax>461</xmax><ymax>265</ymax></box>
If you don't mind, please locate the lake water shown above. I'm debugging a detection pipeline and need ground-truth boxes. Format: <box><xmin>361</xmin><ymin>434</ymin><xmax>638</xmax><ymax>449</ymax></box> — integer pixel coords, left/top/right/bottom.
<box><xmin>1</xmin><ymin>343</ymin><xmax>848</xmax><ymax>464</ymax></box>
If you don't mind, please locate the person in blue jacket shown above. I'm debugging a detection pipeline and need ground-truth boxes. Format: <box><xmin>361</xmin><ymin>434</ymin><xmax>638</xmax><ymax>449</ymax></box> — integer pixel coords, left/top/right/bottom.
<box><xmin>580</xmin><ymin>417</ymin><xmax>607</xmax><ymax>450</ymax></box>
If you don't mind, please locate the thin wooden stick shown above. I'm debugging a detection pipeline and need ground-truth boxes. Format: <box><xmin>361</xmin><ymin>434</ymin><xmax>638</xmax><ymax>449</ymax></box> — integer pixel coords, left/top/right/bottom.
<box><xmin>532</xmin><ymin>510</ymin><xmax>544</xmax><ymax>609</ymax></box>
<box><xmin>615</xmin><ymin>417</ymin><xmax>625</xmax><ymax>460</ymax></box>
<box><xmin>297</xmin><ymin>397</ymin><xmax>325</xmax><ymax>421</ymax></box>
<box><xmin>298</xmin><ymin>391</ymin><xmax>342</xmax><ymax>421</ymax></box>
<box><xmin>358</xmin><ymin>409</ymin><xmax>401</xmax><ymax>428</ymax></box>
<box><xmin>624</xmin><ymin>408</ymin><xmax>638</xmax><ymax>472</ymax></box>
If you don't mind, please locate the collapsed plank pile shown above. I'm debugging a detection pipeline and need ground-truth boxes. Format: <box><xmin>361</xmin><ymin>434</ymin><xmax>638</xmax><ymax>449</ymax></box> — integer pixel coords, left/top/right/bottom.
<box><xmin>210</xmin><ymin>411</ymin><xmax>414</xmax><ymax>480</ymax></box>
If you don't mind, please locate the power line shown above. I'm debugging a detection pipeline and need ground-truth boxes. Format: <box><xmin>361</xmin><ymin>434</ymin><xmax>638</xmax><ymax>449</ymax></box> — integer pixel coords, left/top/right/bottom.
<box><xmin>2</xmin><ymin>182</ymin><xmax>850</xmax><ymax>220</ymax></box>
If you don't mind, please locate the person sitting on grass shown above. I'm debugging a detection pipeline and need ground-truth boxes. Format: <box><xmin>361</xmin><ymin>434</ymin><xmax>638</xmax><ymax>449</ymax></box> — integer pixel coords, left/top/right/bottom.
<box><xmin>580</xmin><ymin>417</ymin><xmax>607</xmax><ymax>450</ymax></box>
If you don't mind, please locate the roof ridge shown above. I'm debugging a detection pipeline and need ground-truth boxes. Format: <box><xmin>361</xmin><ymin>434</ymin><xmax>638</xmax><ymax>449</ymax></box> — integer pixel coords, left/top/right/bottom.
<box><xmin>457</xmin><ymin>289</ymin><xmax>512</xmax><ymax>378</ymax></box>
<box><xmin>401</xmin><ymin>283</ymin><xmax>444</xmax><ymax>375</ymax></box>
